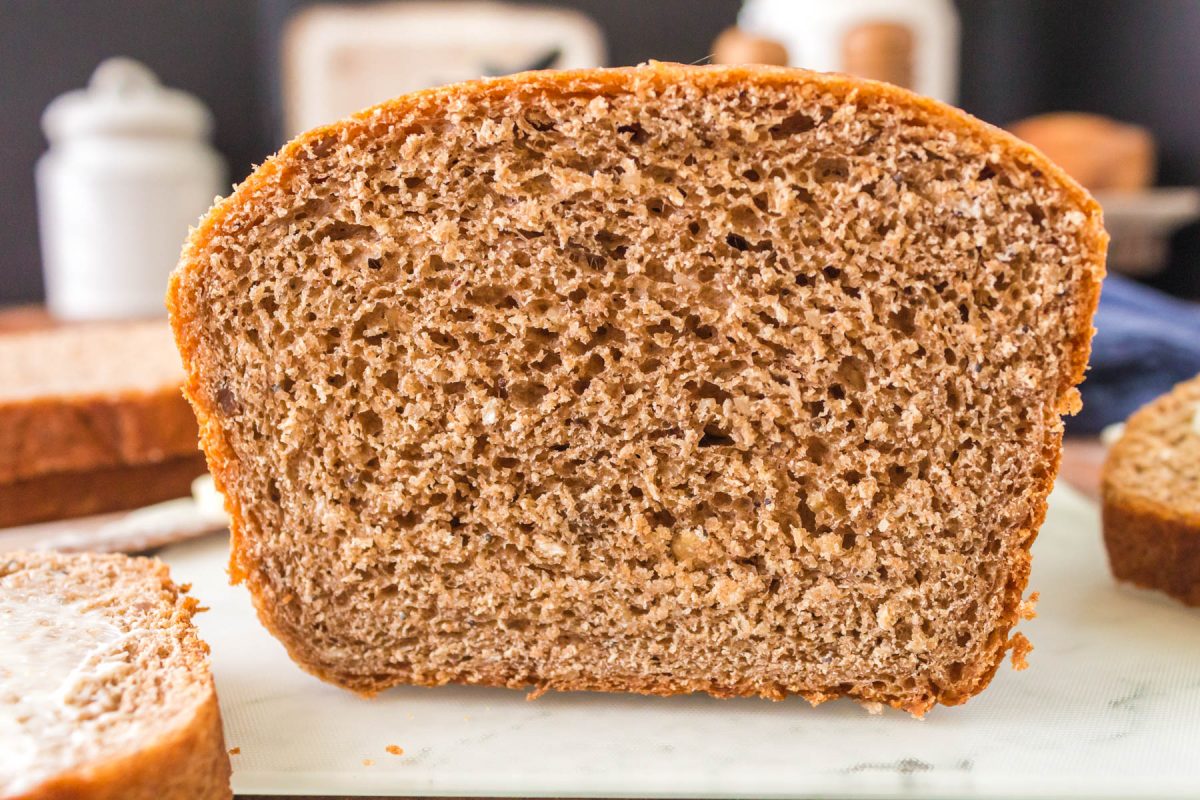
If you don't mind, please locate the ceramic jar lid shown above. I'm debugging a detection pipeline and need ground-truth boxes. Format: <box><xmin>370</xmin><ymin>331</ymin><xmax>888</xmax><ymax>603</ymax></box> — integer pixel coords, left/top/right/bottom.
<box><xmin>41</xmin><ymin>57</ymin><xmax>214</xmax><ymax>143</ymax></box>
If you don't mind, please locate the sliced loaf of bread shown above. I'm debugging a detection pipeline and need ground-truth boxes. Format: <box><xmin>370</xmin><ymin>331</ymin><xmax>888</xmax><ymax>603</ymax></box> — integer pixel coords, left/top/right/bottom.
<box><xmin>0</xmin><ymin>454</ymin><xmax>209</xmax><ymax>530</ymax></box>
<box><xmin>0</xmin><ymin>552</ymin><xmax>231</xmax><ymax>799</ymax></box>
<box><xmin>1102</xmin><ymin>374</ymin><xmax>1200</xmax><ymax>605</ymax></box>
<box><xmin>170</xmin><ymin>64</ymin><xmax>1106</xmax><ymax>714</ymax></box>
<box><xmin>0</xmin><ymin>321</ymin><xmax>200</xmax><ymax>485</ymax></box>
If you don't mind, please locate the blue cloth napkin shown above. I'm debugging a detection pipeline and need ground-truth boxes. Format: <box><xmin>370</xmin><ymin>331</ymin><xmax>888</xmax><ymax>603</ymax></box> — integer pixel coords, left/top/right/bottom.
<box><xmin>1072</xmin><ymin>274</ymin><xmax>1200</xmax><ymax>433</ymax></box>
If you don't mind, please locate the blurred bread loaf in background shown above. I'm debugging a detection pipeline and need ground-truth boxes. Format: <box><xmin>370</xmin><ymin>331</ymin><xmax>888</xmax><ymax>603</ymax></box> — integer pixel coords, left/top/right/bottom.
<box><xmin>0</xmin><ymin>316</ymin><xmax>206</xmax><ymax>529</ymax></box>
<box><xmin>1008</xmin><ymin>112</ymin><xmax>1155</xmax><ymax>192</ymax></box>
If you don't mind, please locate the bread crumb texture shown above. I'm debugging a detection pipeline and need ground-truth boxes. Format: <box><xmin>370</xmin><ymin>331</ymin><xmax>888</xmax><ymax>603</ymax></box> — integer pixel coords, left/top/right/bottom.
<box><xmin>1008</xmin><ymin>633</ymin><xmax>1033</xmax><ymax>671</ymax></box>
<box><xmin>170</xmin><ymin>64</ymin><xmax>1105</xmax><ymax>715</ymax></box>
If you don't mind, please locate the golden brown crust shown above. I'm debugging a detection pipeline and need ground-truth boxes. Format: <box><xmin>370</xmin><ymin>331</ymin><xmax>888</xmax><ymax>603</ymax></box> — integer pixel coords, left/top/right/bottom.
<box><xmin>0</xmin><ymin>390</ymin><xmax>200</xmax><ymax>485</ymax></box>
<box><xmin>1101</xmin><ymin>377</ymin><xmax>1200</xmax><ymax>606</ymax></box>
<box><xmin>170</xmin><ymin>63</ymin><xmax>1106</xmax><ymax>714</ymax></box>
<box><xmin>0</xmin><ymin>453</ymin><xmax>207</xmax><ymax>529</ymax></box>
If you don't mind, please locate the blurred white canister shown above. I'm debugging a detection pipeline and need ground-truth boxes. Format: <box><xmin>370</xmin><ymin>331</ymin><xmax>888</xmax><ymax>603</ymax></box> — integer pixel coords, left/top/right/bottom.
<box><xmin>739</xmin><ymin>0</ymin><xmax>959</xmax><ymax>104</ymax></box>
<box><xmin>37</xmin><ymin>58</ymin><xmax>225</xmax><ymax>320</ymax></box>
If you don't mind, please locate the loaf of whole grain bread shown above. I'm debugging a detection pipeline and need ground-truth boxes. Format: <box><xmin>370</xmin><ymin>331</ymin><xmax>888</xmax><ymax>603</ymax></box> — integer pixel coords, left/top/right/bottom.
<box><xmin>170</xmin><ymin>63</ymin><xmax>1106</xmax><ymax>715</ymax></box>
<box><xmin>0</xmin><ymin>321</ymin><xmax>200</xmax><ymax>485</ymax></box>
<box><xmin>0</xmin><ymin>552</ymin><xmax>231</xmax><ymax>799</ymax></box>
<box><xmin>1102</xmin><ymin>374</ymin><xmax>1200</xmax><ymax>606</ymax></box>
<box><xmin>0</xmin><ymin>453</ymin><xmax>208</xmax><ymax>529</ymax></box>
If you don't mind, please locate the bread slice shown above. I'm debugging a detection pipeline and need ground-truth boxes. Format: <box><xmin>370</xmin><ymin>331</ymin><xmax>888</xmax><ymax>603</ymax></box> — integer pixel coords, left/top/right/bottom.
<box><xmin>0</xmin><ymin>453</ymin><xmax>208</xmax><ymax>529</ymax></box>
<box><xmin>0</xmin><ymin>321</ymin><xmax>199</xmax><ymax>484</ymax></box>
<box><xmin>0</xmin><ymin>552</ymin><xmax>231</xmax><ymax>798</ymax></box>
<box><xmin>169</xmin><ymin>63</ymin><xmax>1106</xmax><ymax>714</ymax></box>
<box><xmin>1102</xmin><ymin>374</ymin><xmax>1200</xmax><ymax>605</ymax></box>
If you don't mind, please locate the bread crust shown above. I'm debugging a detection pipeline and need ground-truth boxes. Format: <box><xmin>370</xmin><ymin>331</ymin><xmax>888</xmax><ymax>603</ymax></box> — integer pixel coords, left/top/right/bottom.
<box><xmin>0</xmin><ymin>390</ymin><xmax>200</xmax><ymax>485</ymax></box>
<box><xmin>1101</xmin><ymin>378</ymin><xmax>1200</xmax><ymax>606</ymax></box>
<box><xmin>1102</xmin><ymin>489</ymin><xmax>1200</xmax><ymax>606</ymax></box>
<box><xmin>170</xmin><ymin>63</ymin><xmax>1106</xmax><ymax>715</ymax></box>
<box><xmin>0</xmin><ymin>453</ymin><xmax>207</xmax><ymax>529</ymax></box>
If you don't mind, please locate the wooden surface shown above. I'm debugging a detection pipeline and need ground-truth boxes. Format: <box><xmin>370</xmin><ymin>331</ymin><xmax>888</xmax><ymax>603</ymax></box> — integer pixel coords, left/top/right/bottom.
<box><xmin>0</xmin><ymin>303</ymin><xmax>57</xmax><ymax>332</ymax></box>
<box><xmin>0</xmin><ymin>303</ymin><xmax>165</xmax><ymax>332</ymax></box>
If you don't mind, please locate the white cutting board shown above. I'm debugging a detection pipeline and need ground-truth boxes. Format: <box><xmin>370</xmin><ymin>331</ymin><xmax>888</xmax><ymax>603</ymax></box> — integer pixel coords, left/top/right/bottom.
<box><xmin>160</xmin><ymin>483</ymin><xmax>1200</xmax><ymax>798</ymax></box>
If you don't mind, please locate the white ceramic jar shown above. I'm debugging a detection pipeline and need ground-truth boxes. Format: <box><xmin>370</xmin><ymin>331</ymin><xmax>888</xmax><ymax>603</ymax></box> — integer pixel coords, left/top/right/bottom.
<box><xmin>36</xmin><ymin>58</ymin><xmax>225</xmax><ymax>320</ymax></box>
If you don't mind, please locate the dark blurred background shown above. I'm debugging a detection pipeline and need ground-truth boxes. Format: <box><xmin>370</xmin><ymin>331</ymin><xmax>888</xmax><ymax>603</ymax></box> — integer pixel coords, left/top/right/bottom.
<box><xmin>3</xmin><ymin>0</ymin><xmax>1200</xmax><ymax>306</ymax></box>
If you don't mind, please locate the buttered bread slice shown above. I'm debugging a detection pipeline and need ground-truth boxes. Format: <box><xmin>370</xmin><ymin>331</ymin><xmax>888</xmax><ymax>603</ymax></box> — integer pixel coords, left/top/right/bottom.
<box><xmin>0</xmin><ymin>552</ymin><xmax>230</xmax><ymax>799</ymax></box>
<box><xmin>170</xmin><ymin>63</ymin><xmax>1106</xmax><ymax>714</ymax></box>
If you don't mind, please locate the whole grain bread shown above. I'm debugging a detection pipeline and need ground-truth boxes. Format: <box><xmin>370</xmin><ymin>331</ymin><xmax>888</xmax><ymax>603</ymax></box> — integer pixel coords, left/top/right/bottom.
<box><xmin>0</xmin><ymin>321</ymin><xmax>200</xmax><ymax>484</ymax></box>
<box><xmin>0</xmin><ymin>454</ymin><xmax>208</xmax><ymax>529</ymax></box>
<box><xmin>170</xmin><ymin>63</ymin><xmax>1106</xmax><ymax>715</ymax></box>
<box><xmin>1102</xmin><ymin>375</ymin><xmax>1200</xmax><ymax>605</ymax></box>
<box><xmin>0</xmin><ymin>552</ymin><xmax>231</xmax><ymax>799</ymax></box>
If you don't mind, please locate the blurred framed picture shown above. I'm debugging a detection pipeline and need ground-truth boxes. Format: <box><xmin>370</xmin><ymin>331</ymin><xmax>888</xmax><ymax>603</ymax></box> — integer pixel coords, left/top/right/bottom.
<box><xmin>281</xmin><ymin>1</ymin><xmax>606</xmax><ymax>136</ymax></box>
